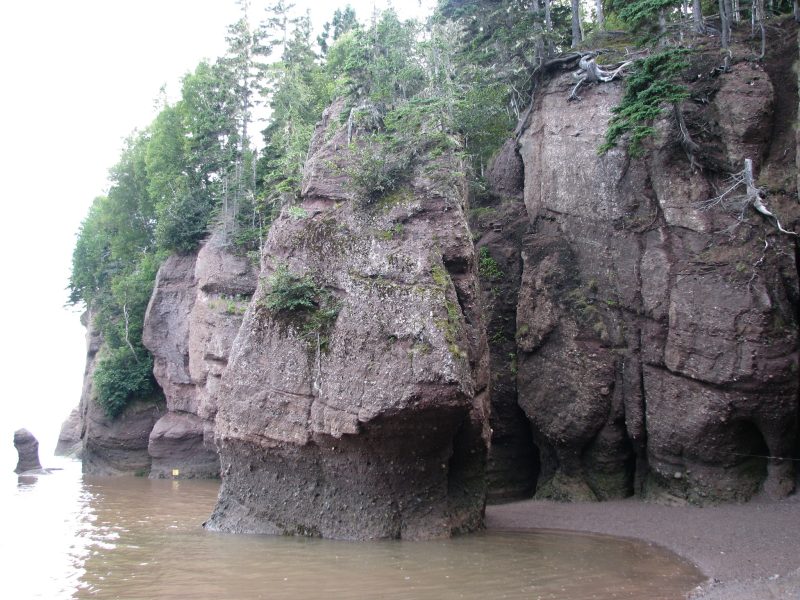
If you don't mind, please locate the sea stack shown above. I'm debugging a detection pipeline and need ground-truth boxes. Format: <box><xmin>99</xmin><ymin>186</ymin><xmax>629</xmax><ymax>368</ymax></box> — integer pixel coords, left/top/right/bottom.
<box><xmin>14</xmin><ymin>429</ymin><xmax>42</xmax><ymax>474</ymax></box>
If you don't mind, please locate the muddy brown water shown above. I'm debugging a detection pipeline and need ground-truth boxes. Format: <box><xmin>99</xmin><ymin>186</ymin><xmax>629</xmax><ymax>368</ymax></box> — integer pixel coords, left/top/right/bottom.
<box><xmin>4</xmin><ymin>460</ymin><xmax>704</xmax><ymax>599</ymax></box>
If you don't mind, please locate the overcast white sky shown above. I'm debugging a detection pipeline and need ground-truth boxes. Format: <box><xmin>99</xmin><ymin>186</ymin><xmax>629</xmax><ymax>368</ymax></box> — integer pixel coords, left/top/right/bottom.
<box><xmin>0</xmin><ymin>0</ymin><xmax>435</xmax><ymax>469</ymax></box>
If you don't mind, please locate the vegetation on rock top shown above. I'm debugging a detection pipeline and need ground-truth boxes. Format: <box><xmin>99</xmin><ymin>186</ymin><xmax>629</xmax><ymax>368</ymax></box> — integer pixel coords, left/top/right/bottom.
<box><xmin>600</xmin><ymin>48</ymin><xmax>689</xmax><ymax>156</ymax></box>
<box><xmin>69</xmin><ymin>0</ymin><xmax>800</xmax><ymax>417</ymax></box>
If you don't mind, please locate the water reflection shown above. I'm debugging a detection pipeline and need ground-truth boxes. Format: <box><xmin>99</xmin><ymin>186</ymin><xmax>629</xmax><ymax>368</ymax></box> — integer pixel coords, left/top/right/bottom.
<box><xmin>17</xmin><ymin>474</ymin><xmax>40</xmax><ymax>486</ymax></box>
<box><xmin>3</xmin><ymin>459</ymin><xmax>93</xmax><ymax>599</ymax></box>
<box><xmin>4</xmin><ymin>462</ymin><xmax>704</xmax><ymax>599</ymax></box>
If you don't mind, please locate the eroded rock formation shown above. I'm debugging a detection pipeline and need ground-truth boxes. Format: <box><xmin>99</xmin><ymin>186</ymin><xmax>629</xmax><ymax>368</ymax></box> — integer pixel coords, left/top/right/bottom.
<box><xmin>142</xmin><ymin>229</ymin><xmax>257</xmax><ymax>478</ymax></box>
<box><xmin>14</xmin><ymin>429</ymin><xmax>42</xmax><ymax>474</ymax></box>
<box><xmin>205</xmin><ymin>101</ymin><xmax>490</xmax><ymax>539</ymax></box>
<box><xmin>59</xmin><ymin>312</ymin><xmax>162</xmax><ymax>475</ymax></box>
<box><xmin>79</xmin><ymin>321</ymin><xmax>161</xmax><ymax>475</ymax></box>
<box><xmin>82</xmin><ymin>398</ymin><xmax>163</xmax><ymax>475</ymax></box>
<box><xmin>513</xmin><ymin>51</ymin><xmax>799</xmax><ymax>503</ymax></box>
<box><xmin>55</xmin><ymin>408</ymin><xmax>82</xmax><ymax>458</ymax></box>
<box><xmin>61</xmin><ymin>29</ymin><xmax>800</xmax><ymax>529</ymax></box>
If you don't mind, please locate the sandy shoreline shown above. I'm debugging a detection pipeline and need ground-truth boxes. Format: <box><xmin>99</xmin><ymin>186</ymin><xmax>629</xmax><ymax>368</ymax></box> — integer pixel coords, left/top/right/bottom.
<box><xmin>486</xmin><ymin>494</ymin><xmax>800</xmax><ymax>599</ymax></box>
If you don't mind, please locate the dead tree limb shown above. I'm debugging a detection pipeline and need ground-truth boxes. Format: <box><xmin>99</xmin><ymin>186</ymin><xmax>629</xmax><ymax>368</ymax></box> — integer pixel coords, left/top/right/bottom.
<box><xmin>700</xmin><ymin>158</ymin><xmax>798</xmax><ymax>236</ymax></box>
<box><xmin>745</xmin><ymin>161</ymin><xmax>796</xmax><ymax>236</ymax></box>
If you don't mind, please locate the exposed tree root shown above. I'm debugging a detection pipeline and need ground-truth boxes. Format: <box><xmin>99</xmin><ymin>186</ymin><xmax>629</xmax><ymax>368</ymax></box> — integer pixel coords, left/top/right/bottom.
<box><xmin>673</xmin><ymin>104</ymin><xmax>701</xmax><ymax>170</ymax></box>
<box><xmin>568</xmin><ymin>54</ymin><xmax>633</xmax><ymax>101</ymax></box>
<box><xmin>514</xmin><ymin>53</ymin><xmax>583</xmax><ymax>137</ymax></box>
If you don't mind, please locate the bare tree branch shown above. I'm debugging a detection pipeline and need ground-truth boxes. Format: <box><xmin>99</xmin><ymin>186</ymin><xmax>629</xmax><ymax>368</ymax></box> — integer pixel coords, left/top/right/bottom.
<box><xmin>700</xmin><ymin>158</ymin><xmax>798</xmax><ymax>236</ymax></box>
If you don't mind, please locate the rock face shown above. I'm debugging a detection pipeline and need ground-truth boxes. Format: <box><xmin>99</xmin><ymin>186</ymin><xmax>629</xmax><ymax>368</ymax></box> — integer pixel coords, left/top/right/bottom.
<box><xmin>54</xmin><ymin>408</ymin><xmax>82</xmax><ymax>457</ymax></box>
<box><xmin>60</xmin><ymin>229</ymin><xmax>256</xmax><ymax>479</ymax></box>
<box><xmin>65</xmin><ymin>311</ymin><xmax>163</xmax><ymax>476</ymax></box>
<box><xmin>14</xmin><ymin>429</ymin><xmax>42</xmax><ymax>473</ymax></box>
<box><xmin>142</xmin><ymin>229</ymin><xmax>257</xmax><ymax>478</ymax></box>
<box><xmin>82</xmin><ymin>398</ymin><xmax>163</xmax><ymax>475</ymax></box>
<box><xmin>513</xmin><ymin>54</ymin><xmax>799</xmax><ymax>503</ymax></box>
<box><xmin>62</xmin><ymin>28</ymin><xmax>799</xmax><ymax>525</ymax></box>
<box><xmin>469</xmin><ymin>140</ymin><xmax>539</xmax><ymax>503</ymax></box>
<box><xmin>206</xmin><ymin>101</ymin><xmax>490</xmax><ymax>539</ymax></box>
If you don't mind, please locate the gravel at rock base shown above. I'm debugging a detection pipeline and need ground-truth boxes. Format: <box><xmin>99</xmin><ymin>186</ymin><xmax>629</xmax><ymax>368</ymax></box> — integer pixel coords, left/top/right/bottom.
<box><xmin>487</xmin><ymin>495</ymin><xmax>800</xmax><ymax>599</ymax></box>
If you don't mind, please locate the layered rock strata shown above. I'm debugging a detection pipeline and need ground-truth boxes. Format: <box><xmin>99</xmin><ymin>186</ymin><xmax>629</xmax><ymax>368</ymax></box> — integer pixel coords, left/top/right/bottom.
<box><xmin>206</xmin><ymin>100</ymin><xmax>490</xmax><ymax>539</ymax></box>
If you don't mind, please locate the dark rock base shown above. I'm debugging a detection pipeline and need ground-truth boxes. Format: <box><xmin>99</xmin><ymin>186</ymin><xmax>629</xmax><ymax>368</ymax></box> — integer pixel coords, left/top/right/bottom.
<box><xmin>83</xmin><ymin>400</ymin><xmax>163</xmax><ymax>476</ymax></box>
<box><xmin>206</xmin><ymin>410</ymin><xmax>486</xmax><ymax>540</ymax></box>
<box><xmin>148</xmin><ymin>412</ymin><xmax>219</xmax><ymax>479</ymax></box>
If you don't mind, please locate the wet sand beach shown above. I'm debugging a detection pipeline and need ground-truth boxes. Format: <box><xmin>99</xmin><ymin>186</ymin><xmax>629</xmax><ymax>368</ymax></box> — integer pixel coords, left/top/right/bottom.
<box><xmin>487</xmin><ymin>495</ymin><xmax>800</xmax><ymax>599</ymax></box>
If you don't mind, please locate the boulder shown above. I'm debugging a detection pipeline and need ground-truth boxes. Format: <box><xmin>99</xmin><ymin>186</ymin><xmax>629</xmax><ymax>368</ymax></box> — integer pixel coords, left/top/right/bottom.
<box><xmin>486</xmin><ymin>138</ymin><xmax>524</xmax><ymax>199</ymax></box>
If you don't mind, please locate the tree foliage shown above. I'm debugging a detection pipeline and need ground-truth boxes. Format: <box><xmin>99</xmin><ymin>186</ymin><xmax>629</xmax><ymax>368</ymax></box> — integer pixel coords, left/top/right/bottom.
<box><xmin>69</xmin><ymin>134</ymin><xmax>162</xmax><ymax>418</ymax></box>
<box><xmin>617</xmin><ymin>0</ymin><xmax>682</xmax><ymax>29</ymax></box>
<box><xmin>599</xmin><ymin>48</ymin><xmax>689</xmax><ymax>156</ymax></box>
<box><xmin>261</xmin><ymin>264</ymin><xmax>340</xmax><ymax>352</ymax></box>
<box><xmin>318</xmin><ymin>5</ymin><xmax>358</xmax><ymax>55</ymax></box>
<box><xmin>94</xmin><ymin>349</ymin><xmax>156</xmax><ymax>419</ymax></box>
<box><xmin>263</xmin><ymin>264</ymin><xmax>321</xmax><ymax>313</ymax></box>
<box><xmin>258</xmin><ymin>10</ymin><xmax>330</xmax><ymax>204</ymax></box>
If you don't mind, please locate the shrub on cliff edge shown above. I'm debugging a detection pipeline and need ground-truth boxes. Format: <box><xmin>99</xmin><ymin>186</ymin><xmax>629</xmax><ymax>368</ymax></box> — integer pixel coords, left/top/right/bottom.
<box><xmin>261</xmin><ymin>265</ymin><xmax>340</xmax><ymax>352</ymax></box>
<box><xmin>93</xmin><ymin>349</ymin><xmax>157</xmax><ymax>419</ymax></box>
<box><xmin>263</xmin><ymin>265</ymin><xmax>320</xmax><ymax>313</ymax></box>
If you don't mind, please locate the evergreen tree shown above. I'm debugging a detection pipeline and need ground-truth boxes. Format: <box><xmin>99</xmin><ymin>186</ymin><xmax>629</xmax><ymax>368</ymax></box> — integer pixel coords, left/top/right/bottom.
<box><xmin>318</xmin><ymin>5</ymin><xmax>359</xmax><ymax>54</ymax></box>
<box><xmin>595</xmin><ymin>0</ymin><xmax>605</xmax><ymax>30</ymax></box>
<box><xmin>439</xmin><ymin>0</ymin><xmax>569</xmax><ymax>113</ymax></box>
<box><xmin>258</xmin><ymin>8</ymin><xmax>330</xmax><ymax>204</ymax></box>
<box><xmin>693</xmin><ymin>0</ymin><xmax>705</xmax><ymax>33</ymax></box>
<box><xmin>220</xmin><ymin>3</ymin><xmax>270</xmax><ymax>238</ymax></box>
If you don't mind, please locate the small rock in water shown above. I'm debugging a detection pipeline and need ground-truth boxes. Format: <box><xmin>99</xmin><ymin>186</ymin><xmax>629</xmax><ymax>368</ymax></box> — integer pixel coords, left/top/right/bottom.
<box><xmin>14</xmin><ymin>428</ymin><xmax>42</xmax><ymax>474</ymax></box>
